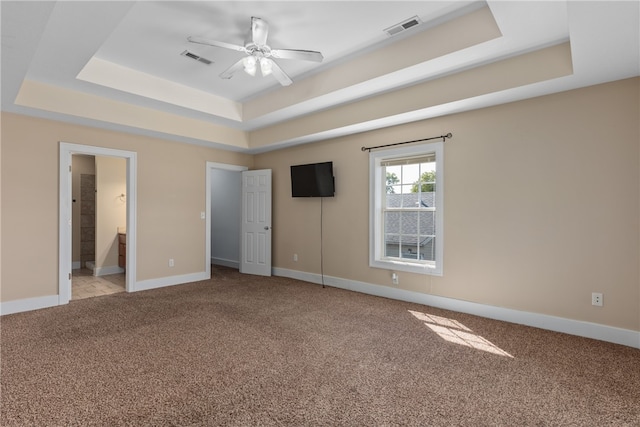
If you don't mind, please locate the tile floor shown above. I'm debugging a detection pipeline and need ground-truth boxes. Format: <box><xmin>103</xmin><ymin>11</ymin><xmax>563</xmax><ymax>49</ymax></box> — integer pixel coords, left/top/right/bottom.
<box><xmin>72</xmin><ymin>269</ymin><xmax>126</xmax><ymax>300</ymax></box>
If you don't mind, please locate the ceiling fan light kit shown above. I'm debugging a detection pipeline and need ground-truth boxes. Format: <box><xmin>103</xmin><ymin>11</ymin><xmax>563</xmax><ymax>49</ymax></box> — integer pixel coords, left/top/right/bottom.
<box><xmin>241</xmin><ymin>52</ymin><xmax>274</xmax><ymax>77</ymax></box>
<box><xmin>188</xmin><ymin>16</ymin><xmax>323</xmax><ymax>87</ymax></box>
<box><xmin>243</xmin><ymin>56</ymin><xmax>257</xmax><ymax>76</ymax></box>
<box><xmin>259</xmin><ymin>57</ymin><xmax>273</xmax><ymax>76</ymax></box>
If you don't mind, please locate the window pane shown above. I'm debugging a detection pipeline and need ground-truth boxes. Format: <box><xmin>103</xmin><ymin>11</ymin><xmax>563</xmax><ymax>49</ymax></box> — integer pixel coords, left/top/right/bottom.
<box><xmin>384</xmin><ymin>234</ymin><xmax>399</xmax><ymax>257</ymax></box>
<box><xmin>415</xmin><ymin>162</ymin><xmax>436</xmax><ymax>193</ymax></box>
<box><xmin>400</xmin><ymin>212</ymin><xmax>418</xmax><ymax>235</ymax></box>
<box><xmin>401</xmin><ymin>167</ymin><xmax>419</xmax><ymax>185</ymax></box>
<box><xmin>418</xmin><ymin>193</ymin><xmax>435</xmax><ymax>208</ymax></box>
<box><xmin>399</xmin><ymin>237</ymin><xmax>420</xmax><ymax>260</ymax></box>
<box><xmin>384</xmin><ymin>161</ymin><xmax>435</xmax><ymax>196</ymax></box>
<box><xmin>385</xmin><ymin>166</ymin><xmax>401</xmax><ymax>195</ymax></box>
<box><xmin>419</xmin><ymin>237</ymin><xmax>435</xmax><ymax>261</ymax></box>
<box><xmin>385</xmin><ymin>211</ymin><xmax>400</xmax><ymax>233</ymax></box>
<box><xmin>400</xmin><ymin>184</ymin><xmax>413</xmax><ymax>196</ymax></box>
<box><xmin>419</xmin><ymin>211</ymin><xmax>435</xmax><ymax>235</ymax></box>
<box><xmin>385</xmin><ymin>192</ymin><xmax>401</xmax><ymax>208</ymax></box>
<box><xmin>387</xmin><ymin>193</ymin><xmax>431</xmax><ymax>208</ymax></box>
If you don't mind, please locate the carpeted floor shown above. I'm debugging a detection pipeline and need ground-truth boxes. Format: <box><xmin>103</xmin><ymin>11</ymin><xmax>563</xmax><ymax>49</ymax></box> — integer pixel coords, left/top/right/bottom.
<box><xmin>1</xmin><ymin>265</ymin><xmax>639</xmax><ymax>426</ymax></box>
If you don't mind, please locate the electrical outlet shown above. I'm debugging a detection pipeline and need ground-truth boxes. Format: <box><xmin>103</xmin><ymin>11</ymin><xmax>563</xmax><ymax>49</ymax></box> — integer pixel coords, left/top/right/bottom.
<box><xmin>592</xmin><ymin>292</ymin><xmax>603</xmax><ymax>306</ymax></box>
<box><xmin>392</xmin><ymin>273</ymin><xmax>399</xmax><ymax>285</ymax></box>
<box><xmin>169</xmin><ymin>258</ymin><xmax>175</xmax><ymax>268</ymax></box>
<box><xmin>293</xmin><ymin>254</ymin><xmax>298</xmax><ymax>262</ymax></box>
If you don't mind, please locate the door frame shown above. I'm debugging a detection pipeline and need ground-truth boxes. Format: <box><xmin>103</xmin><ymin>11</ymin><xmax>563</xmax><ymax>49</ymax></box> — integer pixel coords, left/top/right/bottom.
<box><xmin>59</xmin><ymin>142</ymin><xmax>137</xmax><ymax>304</ymax></box>
<box><xmin>205</xmin><ymin>162</ymin><xmax>248</xmax><ymax>277</ymax></box>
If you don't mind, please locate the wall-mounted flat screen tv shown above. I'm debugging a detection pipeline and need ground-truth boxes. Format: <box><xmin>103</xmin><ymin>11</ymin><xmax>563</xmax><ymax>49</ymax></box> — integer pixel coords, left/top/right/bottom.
<box><xmin>290</xmin><ymin>161</ymin><xmax>335</xmax><ymax>197</ymax></box>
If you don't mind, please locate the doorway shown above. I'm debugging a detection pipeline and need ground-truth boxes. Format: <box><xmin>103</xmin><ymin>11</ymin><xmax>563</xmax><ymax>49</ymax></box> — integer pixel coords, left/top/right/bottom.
<box><xmin>206</xmin><ymin>163</ymin><xmax>272</xmax><ymax>276</ymax></box>
<box><xmin>70</xmin><ymin>154</ymin><xmax>127</xmax><ymax>300</ymax></box>
<box><xmin>206</xmin><ymin>162</ymin><xmax>247</xmax><ymax>275</ymax></box>
<box><xmin>59</xmin><ymin>143</ymin><xmax>137</xmax><ymax>305</ymax></box>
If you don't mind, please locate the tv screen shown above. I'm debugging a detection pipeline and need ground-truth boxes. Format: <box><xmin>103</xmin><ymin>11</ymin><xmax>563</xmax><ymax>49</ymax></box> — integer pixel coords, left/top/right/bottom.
<box><xmin>291</xmin><ymin>162</ymin><xmax>335</xmax><ymax>197</ymax></box>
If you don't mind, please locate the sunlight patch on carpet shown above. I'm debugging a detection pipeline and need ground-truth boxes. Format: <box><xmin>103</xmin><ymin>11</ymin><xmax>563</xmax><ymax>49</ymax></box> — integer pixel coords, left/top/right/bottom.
<box><xmin>408</xmin><ymin>310</ymin><xmax>514</xmax><ymax>358</ymax></box>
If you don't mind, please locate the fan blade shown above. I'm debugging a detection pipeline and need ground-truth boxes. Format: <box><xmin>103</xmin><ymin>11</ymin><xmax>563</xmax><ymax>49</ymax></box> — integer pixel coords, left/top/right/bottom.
<box><xmin>269</xmin><ymin>60</ymin><xmax>293</xmax><ymax>86</ymax></box>
<box><xmin>271</xmin><ymin>48</ymin><xmax>324</xmax><ymax>62</ymax></box>
<box><xmin>188</xmin><ymin>36</ymin><xmax>246</xmax><ymax>53</ymax></box>
<box><xmin>219</xmin><ymin>58</ymin><xmax>245</xmax><ymax>79</ymax></box>
<box><xmin>251</xmin><ymin>17</ymin><xmax>269</xmax><ymax>46</ymax></box>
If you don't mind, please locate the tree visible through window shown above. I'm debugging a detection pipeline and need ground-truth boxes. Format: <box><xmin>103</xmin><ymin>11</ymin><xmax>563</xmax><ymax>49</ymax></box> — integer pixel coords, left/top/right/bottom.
<box><xmin>370</xmin><ymin>141</ymin><xmax>443</xmax><ymax>275</ymax></box>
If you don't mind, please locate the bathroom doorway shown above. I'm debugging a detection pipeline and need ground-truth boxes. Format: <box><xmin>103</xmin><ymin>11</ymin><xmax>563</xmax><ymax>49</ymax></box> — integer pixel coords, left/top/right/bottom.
<box><xmin>59</xmin><ymin>143</ymin><xmax>137</xmax><ymax>305</ymax></box>
<box><xmin>70</xmin><ymin>154</ymin><xmax>127</xmax><ymax>300</ymax></box>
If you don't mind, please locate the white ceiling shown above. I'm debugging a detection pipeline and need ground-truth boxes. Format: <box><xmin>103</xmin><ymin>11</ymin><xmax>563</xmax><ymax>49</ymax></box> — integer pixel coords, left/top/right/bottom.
<box><xmin>2</xmin><ymin>1</ymin><xmax>639</xmax><ymax>153</ymax></box>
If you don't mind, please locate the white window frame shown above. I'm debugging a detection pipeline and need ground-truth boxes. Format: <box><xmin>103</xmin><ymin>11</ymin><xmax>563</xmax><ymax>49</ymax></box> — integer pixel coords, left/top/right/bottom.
<box><xmin>369</xmin><ymin>141</ymin><xmax>444</xmax><ymax>276</ymax></box>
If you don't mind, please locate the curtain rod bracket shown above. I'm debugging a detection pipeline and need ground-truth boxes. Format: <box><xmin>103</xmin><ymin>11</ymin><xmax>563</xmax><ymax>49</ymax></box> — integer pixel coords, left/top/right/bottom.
<box><xmin>361</xmin><ymin>132</ymin><xmax>452</xmax><ymax>152</ymax></box>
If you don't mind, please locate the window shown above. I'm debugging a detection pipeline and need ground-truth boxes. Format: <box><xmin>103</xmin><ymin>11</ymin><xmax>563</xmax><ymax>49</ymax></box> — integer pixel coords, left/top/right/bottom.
<box><xmin>369</xmin><ymin>141</ymin><xmax>443</xmax><ymax>275</ymax></box>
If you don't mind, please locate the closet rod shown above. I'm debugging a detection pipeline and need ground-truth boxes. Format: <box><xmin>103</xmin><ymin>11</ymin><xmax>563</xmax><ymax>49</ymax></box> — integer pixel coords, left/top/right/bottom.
<box><xmin>361</xmin><ymin>133</ymin><xmax>452</xmax><ymax>152</ymax></box>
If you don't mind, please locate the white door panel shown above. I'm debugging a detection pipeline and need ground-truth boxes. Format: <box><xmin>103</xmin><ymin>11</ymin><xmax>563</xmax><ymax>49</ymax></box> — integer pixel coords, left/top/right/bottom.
<box><xmin>240</xmin><ymin>170</ymin><xmax>272</xmax><ymax>276</ymax></box>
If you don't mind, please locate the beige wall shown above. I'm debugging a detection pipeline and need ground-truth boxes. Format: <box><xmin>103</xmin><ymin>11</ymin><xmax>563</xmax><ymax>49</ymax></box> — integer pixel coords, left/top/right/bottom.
<box><xmin>1</xmin><ymin>78</ymin><xmax>638</xmax><ymax>334</ymax></box>
<box><xmin>254</xmin><ymin>77</ymin><xmax>640</xmax><ymax>332</ymax></box>
<box><xmin>95</xmin><ymin>156</ymin><xmax>126</xmax><ymax>270</ymax></box>
<box><xmin>0</xmin><ymin>113</ymin><xmax>253</xmax><ymax>301</ymax></box>
<box><xmin>248</xmin><ymin>42</ymin><xmax>573</xmax><ymax>150</ymax></box>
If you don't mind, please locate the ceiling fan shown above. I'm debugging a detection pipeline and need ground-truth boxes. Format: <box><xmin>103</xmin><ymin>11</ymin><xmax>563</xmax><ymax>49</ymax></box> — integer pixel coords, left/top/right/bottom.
<box><xmin>188</xmin><ymin>17</ymin><xmax>324</xmax><ymax>87</ymax></box>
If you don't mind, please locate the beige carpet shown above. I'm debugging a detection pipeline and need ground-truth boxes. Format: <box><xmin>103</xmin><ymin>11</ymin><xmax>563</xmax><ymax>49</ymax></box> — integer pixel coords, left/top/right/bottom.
<box><xmin>2</xmin><ymin>265</ymin><xmax>639</xmax><ymax>426</ymax></box>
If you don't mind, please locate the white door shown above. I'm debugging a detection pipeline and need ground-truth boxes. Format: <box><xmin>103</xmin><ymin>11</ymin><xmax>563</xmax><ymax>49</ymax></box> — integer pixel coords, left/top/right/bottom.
<box><xmin>240</xmin><ymin>169</ymin><xmax>272</xmax><ymax>276</ymax></box>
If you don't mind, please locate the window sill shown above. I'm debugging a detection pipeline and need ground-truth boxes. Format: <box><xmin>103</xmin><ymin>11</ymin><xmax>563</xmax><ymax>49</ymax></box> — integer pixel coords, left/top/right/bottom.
<box><xmin>370</xmin><ymin>258</ymin><xmax>442</xmax><ymax>276</ymax></box>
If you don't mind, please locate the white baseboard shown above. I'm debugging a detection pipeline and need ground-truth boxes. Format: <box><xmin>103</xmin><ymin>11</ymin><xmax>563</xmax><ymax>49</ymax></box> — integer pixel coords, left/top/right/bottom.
<box><xmin>4</xmin><ymin>268</ymin><xmax>637</xmax><ymax>349</ymax></box>
<box><xmin>1</xmin><ymin>271</ymin><xmax>210</xmax><ymax>315</ymax></box>
<box><xmin>211</xmin><ymin>257</ymin><xmax>239</xmax><ymax>269</ymax></box>
<box><xmin>0</xmin><ymin>294</ymin><xmax>60</xmax><ymax>316</ymax></box>
<box><xmin>135</xmin><ymin>271</ymin><xmax>209</xmax><ymax>292</ymax></box>
<box><xmin>94</xmin><ymin>265</ymin><xmax>125</xmax><ymax>277</ymax></box>
<box><xmin>273</xmin><ymin>267</ymin><xmax>640</xmax><ymax>349</ymax></box>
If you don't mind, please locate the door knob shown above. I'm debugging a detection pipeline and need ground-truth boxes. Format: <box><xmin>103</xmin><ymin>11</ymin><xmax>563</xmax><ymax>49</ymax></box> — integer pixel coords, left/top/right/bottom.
<box><xmin>264</xmin><ymin>226</ymin><xmax>271</xmax><ymax>230</ymax></box>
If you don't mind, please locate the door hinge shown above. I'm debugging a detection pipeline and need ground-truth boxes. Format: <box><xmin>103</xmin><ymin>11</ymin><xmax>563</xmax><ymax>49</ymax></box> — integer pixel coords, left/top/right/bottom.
<box><xmin>69</xmin><ymin>165</ymin><xmax>72</xmax><ymax>172</ymax></box>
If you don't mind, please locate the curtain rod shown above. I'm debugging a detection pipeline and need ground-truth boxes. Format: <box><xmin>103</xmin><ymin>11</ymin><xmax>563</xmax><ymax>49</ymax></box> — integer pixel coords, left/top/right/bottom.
<box><xmin>361</xmin><ymin>133</ymin><xmax>452</xmax><ymax>152</ymax></box>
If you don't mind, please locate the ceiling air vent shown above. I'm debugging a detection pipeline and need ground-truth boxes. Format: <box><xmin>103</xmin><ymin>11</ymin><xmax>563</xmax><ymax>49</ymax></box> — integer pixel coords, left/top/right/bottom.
<box><xmin>384</xmin><ymin>16</ymin><xmax>423</xmax><ymax>37</ymax></box>
<box><xmin>180</xmin><ymin>50</ymin><xmax>213</xmax><ymax>65</ymax></box>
